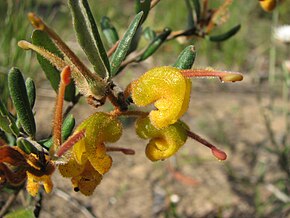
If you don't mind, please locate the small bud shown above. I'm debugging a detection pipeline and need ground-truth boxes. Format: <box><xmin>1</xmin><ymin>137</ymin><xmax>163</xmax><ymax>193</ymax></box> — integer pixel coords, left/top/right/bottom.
<box><xmin>211</xmin><ymin>147</ymin><xmax>227</xmax><ymax>161</ymax></box>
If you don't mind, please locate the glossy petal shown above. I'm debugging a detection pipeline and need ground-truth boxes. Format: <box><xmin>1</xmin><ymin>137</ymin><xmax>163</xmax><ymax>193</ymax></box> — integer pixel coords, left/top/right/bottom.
<box><xmin>132</xmin><ymin>66</ymin><xmax>192</xmax><ymax>129</ymax></box>
<box><xmin>136</xmin><ymin>117</ymin><xmax>188</xmax><ymax>161</ymax></box>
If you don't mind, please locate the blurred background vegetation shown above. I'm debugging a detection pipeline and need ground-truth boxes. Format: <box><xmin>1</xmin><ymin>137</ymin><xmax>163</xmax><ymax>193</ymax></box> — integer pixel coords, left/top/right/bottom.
<box><xmin>1</xmin><ymin>0</ymin><xmax>290</xmax><ymax>217</ymax></box>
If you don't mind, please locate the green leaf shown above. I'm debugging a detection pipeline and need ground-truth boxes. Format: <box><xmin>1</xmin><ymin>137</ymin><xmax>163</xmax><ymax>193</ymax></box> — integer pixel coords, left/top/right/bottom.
<box><xmin>40</xmin><ymin>114</ymin><xmax>75</xmax><ymax>149</ymax></box>
<box><xmin>69</xmin><ymin>0</ymin><xmax>110</xmax><ymax>78</ymax></box>
<box><xmin>25</xmin><ymin>78</ymin><xmax>36</xmax><ymax>109</ymax></box>
<box><xmin>32</xmin><ymin>30</ymin><xmax>76</xmax><ymax>102</ymax></box>
<box><xmin>208</xmin><ymin>24</ymin><xmax>241</xmax><ymax>42</ymax></box>
<box><xmin>17</xmin><ymin>137</ymin><xmax>39</xmax><ymax>154</ymax></box>
<box><xmin>0</xmin><ymin>100</ymin><xmax>19</xmax><ymax>136</ymax></box>
<box><xmin>110</xmin><ymin>12</ymin><xmax>143</xmax><ymax>76</ymax></box>
<box><xmin>185</xmin><ymin>0</ymin><xmax>195</xmax><ymax>28</ymax></box>
<box><xmin>173</xmin><ymin>45</ymin><xmax>196</xmax><ymax>69</ymax></box>
<box><xmin>135</xmin><ymin>0</ymin><xmax>151</xmax><ymax>24</ymax></box>
<box><xmin>192</xmin><ymin>0</ymin><xmax>201</xmax><ymax>22</ymax></box>
<box><xmin>137</xmin><ymin>28</ymin><xmax>171</xmax><ymax>62</ymax></box>
<box><xmin>101</xmin><ymin>16</ymin><xmax>119</xmax><ymax>47</ymax></box>
<box><xmin>8</xmin><ymin>68</ymin><xmax>35</xmax><ymax>138</ymax></box>
<box><xmin>4</xmin><ymin>208</ymin><xmax>35</xmax><ymax>218</ymax></box>
<box><xmin>61</xmin><ymin>114</ymin><xmax>76</xmax><ymax>140</ymax></box>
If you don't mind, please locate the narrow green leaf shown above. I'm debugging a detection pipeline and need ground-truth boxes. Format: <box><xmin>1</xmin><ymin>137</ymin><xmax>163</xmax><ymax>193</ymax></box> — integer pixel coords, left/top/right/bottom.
<box><xmin>208</xmin><ymin>24</ymin><xmax>241</xmax><ymax>42</ymax></box>
<box><xmin>40</xmin><ymin>114</ymin><xmax>75</xmax><ymax>149</ymax></box>
<box><xmin>185</xmin><ymin>0</ymin><xmax>195</xmax><ymax>28</ymax></box>
<box><xmin>61</xmin><ymin>114</ymin><xmax>76</xmax><ymax>140</ymax></box>
<box><xmin>4</xmin><ymin>208</ymin><xmax>35</xmax><ymax>218</ymax></box>
<box><xmin>32</xmin><ymin>30</ymin><xmax>76</xmax><ymax>102</ymax></box>
<box><xmin>192</xmin><ymin>0</ymin><xmax>201</xmax><ymax>22</ymax></box>
<box><xmin>137</xmin><ymin>28</ymin><xmax>171</xmax><ymax>62</ymax></box>
<box><xmin>110</xmin><ymin>12</ymin><xmax>143</xmax><ymax>76</ymax></box>
<box><xmin>8</xmin><ymin>68</ymin><xmax>36</xmax><ymax>138</ymax></box>
<box><xmin>101</xmin><ymin>16</ymin><xmax>119</xmax><ymax>47</ymax></box>
<box><xmin>173</xmin><ymin>45</ymin><xmax>196</xmax><ymax>69</ymax></box>
<box><xmin>135</xmin><ymin>0</ymin><xmax>151</xmax><ymax>23</ymax></box>
<box><xmin>25</xmin><ymin>78</ymin><xmax>36</xmax><ymax>109</ymax></box>
<box><xmin>17</xmin><ymin>137</ymin><xmax>39</xmax><ymax>154</ymax></box>
<box><xmin>0</xmin><ymin>100</ymin><xmax>19</xmax><ymax>136</ymax></box>
<box><xmin>69</xmin><ymin>0</ymin><xmax>110</xmax><ymax>78</ymax></box>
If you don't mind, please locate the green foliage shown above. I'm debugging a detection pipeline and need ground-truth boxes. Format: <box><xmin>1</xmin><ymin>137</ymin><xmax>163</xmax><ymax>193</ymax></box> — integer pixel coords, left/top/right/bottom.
<box><xmin>69</xmin><ymin>0</ymin><xmax>111</xmax><ymax>78</ymax></box>
<box><xmin>32</xmin><ymin>30</ymin><xmax>76</xmax><ymax>102</ymax></box>
<box><xmin>110</xmin><ymin>12</ymin><xmax>143</xmax><ymax>76</ymax></box>
<box><xmin>8</xmin><ymin>68</ymin><xmax>36</xmax><ymax>138</ymax></box>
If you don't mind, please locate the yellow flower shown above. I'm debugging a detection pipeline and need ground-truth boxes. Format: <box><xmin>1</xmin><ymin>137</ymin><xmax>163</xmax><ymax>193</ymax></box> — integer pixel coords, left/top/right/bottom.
<box><xmin>131</xmin><ymin>66</ymin><xmax>192</xmax><ymax>129</ymax></box>
<box><xmin>59</xmin><ymin>158</ymin><xmax>102</xmax><ymax>196</ymax></box>
<box><xmin>259</xmin><ymin>0</ymin><xmax>276</xmax><ymax>12</ymax></box>
<box><xmin>59</xmin><ymin>112</ymin><xmax>122</xmax><ymax>195</ymax></box>
<box><xmin>26</xmin><ymin>172</ymin><xmax>53</xmax><ymax>197</ymax></box>
<box><xmin>135</xmin><ymin>117</ymin><xmax>188</xmax><ymax>161</ymax></box>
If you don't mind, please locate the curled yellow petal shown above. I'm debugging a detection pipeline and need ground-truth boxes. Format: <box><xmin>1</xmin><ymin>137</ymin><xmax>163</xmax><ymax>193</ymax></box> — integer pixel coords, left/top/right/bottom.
<box><xmin>72</xmin><ymin>112</ymin><xmax>122</xmax><ymax>175</ymax></box>
<box><xmin>136</xmin><ymin>117</ymin><xmax>188</xmax><ymax>161</ymax></box>
<box><xmin>131</xmin><ymin>66</ymin><xmax>192</xmax><ymax>129</ymax></box>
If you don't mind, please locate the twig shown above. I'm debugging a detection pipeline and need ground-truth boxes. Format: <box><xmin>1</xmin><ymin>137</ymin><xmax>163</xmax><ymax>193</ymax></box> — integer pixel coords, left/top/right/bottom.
<box><xmin>266</xmin><ymin>183</ymin><xmax>290</xmax><ymax>203</ymax></box>
<box><xmin>150</xmin><ymin>0</ymin><xmax>161</xmax><ymax>9</ymax></box>
<box><xmin>0</xmin><ymin>189</ymin><xmax>21</xmax><ymax>217</ymax></box>
<box><xmin>106</xmin><ymin>40</ymin><xmax>119</xmax><ymax>57</ymax></box>
<box><xmin>54</xmin><ymin>188</ymin><xmax>97</xmax><ymax>218</ymax></box>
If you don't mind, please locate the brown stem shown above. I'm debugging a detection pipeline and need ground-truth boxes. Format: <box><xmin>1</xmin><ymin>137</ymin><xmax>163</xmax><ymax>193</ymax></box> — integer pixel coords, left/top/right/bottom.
<box><xmin>106</xmin><ymin>146</ymin><xmax>135</xmax><ymax>155</ymax></box>
<box><xmin>107</xmin><ymin>40</ymin><xmax>119</xmax><ymax>57</ymax></box>
<box><xmin>116</xmin><ymin>110</ymin><xmax>149</xmax><ymax>117</ymax></box>
<box><xmin>186</xmin><ymin>130</ymin><xmax>227</xmax><ymax>160</ymax></box>
<box><xmin>28</xmin><ymin>13</ymin><xmax>103</xmax><ymax>84</ymax></box>
<box><xmin>150</xmin><ymin>0</ymin><xmax>161</xmax><ymax>9</ymax></box>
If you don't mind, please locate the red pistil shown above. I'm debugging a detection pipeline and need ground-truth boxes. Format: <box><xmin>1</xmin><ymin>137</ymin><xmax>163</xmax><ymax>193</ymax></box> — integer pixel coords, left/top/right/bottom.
<box><xmin>56</xmin><ymin>129</ymin><xmax>86</xmax><ymax>157</ymax></box>
<box><xmin>181</xmin><ymin>69</ymin><xmax>243</xmax><ymax>83</ymax></box>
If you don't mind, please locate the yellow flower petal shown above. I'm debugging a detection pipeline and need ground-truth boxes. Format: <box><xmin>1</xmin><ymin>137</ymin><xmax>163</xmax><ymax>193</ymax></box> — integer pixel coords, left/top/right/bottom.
<box><xmin>71</xmin><ymin>162</ymin><xmax>102</xmax><ymax>196</ymax></box>
<box><xmin>72</xmin><ymin>112</ymin><xmax>122</xmax><ymax>175</ymax></box>
<box><xmin>136</xmin><ymin>117</ymin><xmax>188</xmax><ymax>161</ymax></box>
<box><xmin>132</xmin><ymin>66</ymin><xmax>191</xmax><ymax>129</ymax></box>
<box><xmin>26</xmin><ymin>172</ymin><xmax>53</xmax><ymax>196</ymax></box>
<box><xmin>59</xmin><ymin>157</ymin><xmax>85</xmax><ymax>178</ymax></box>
